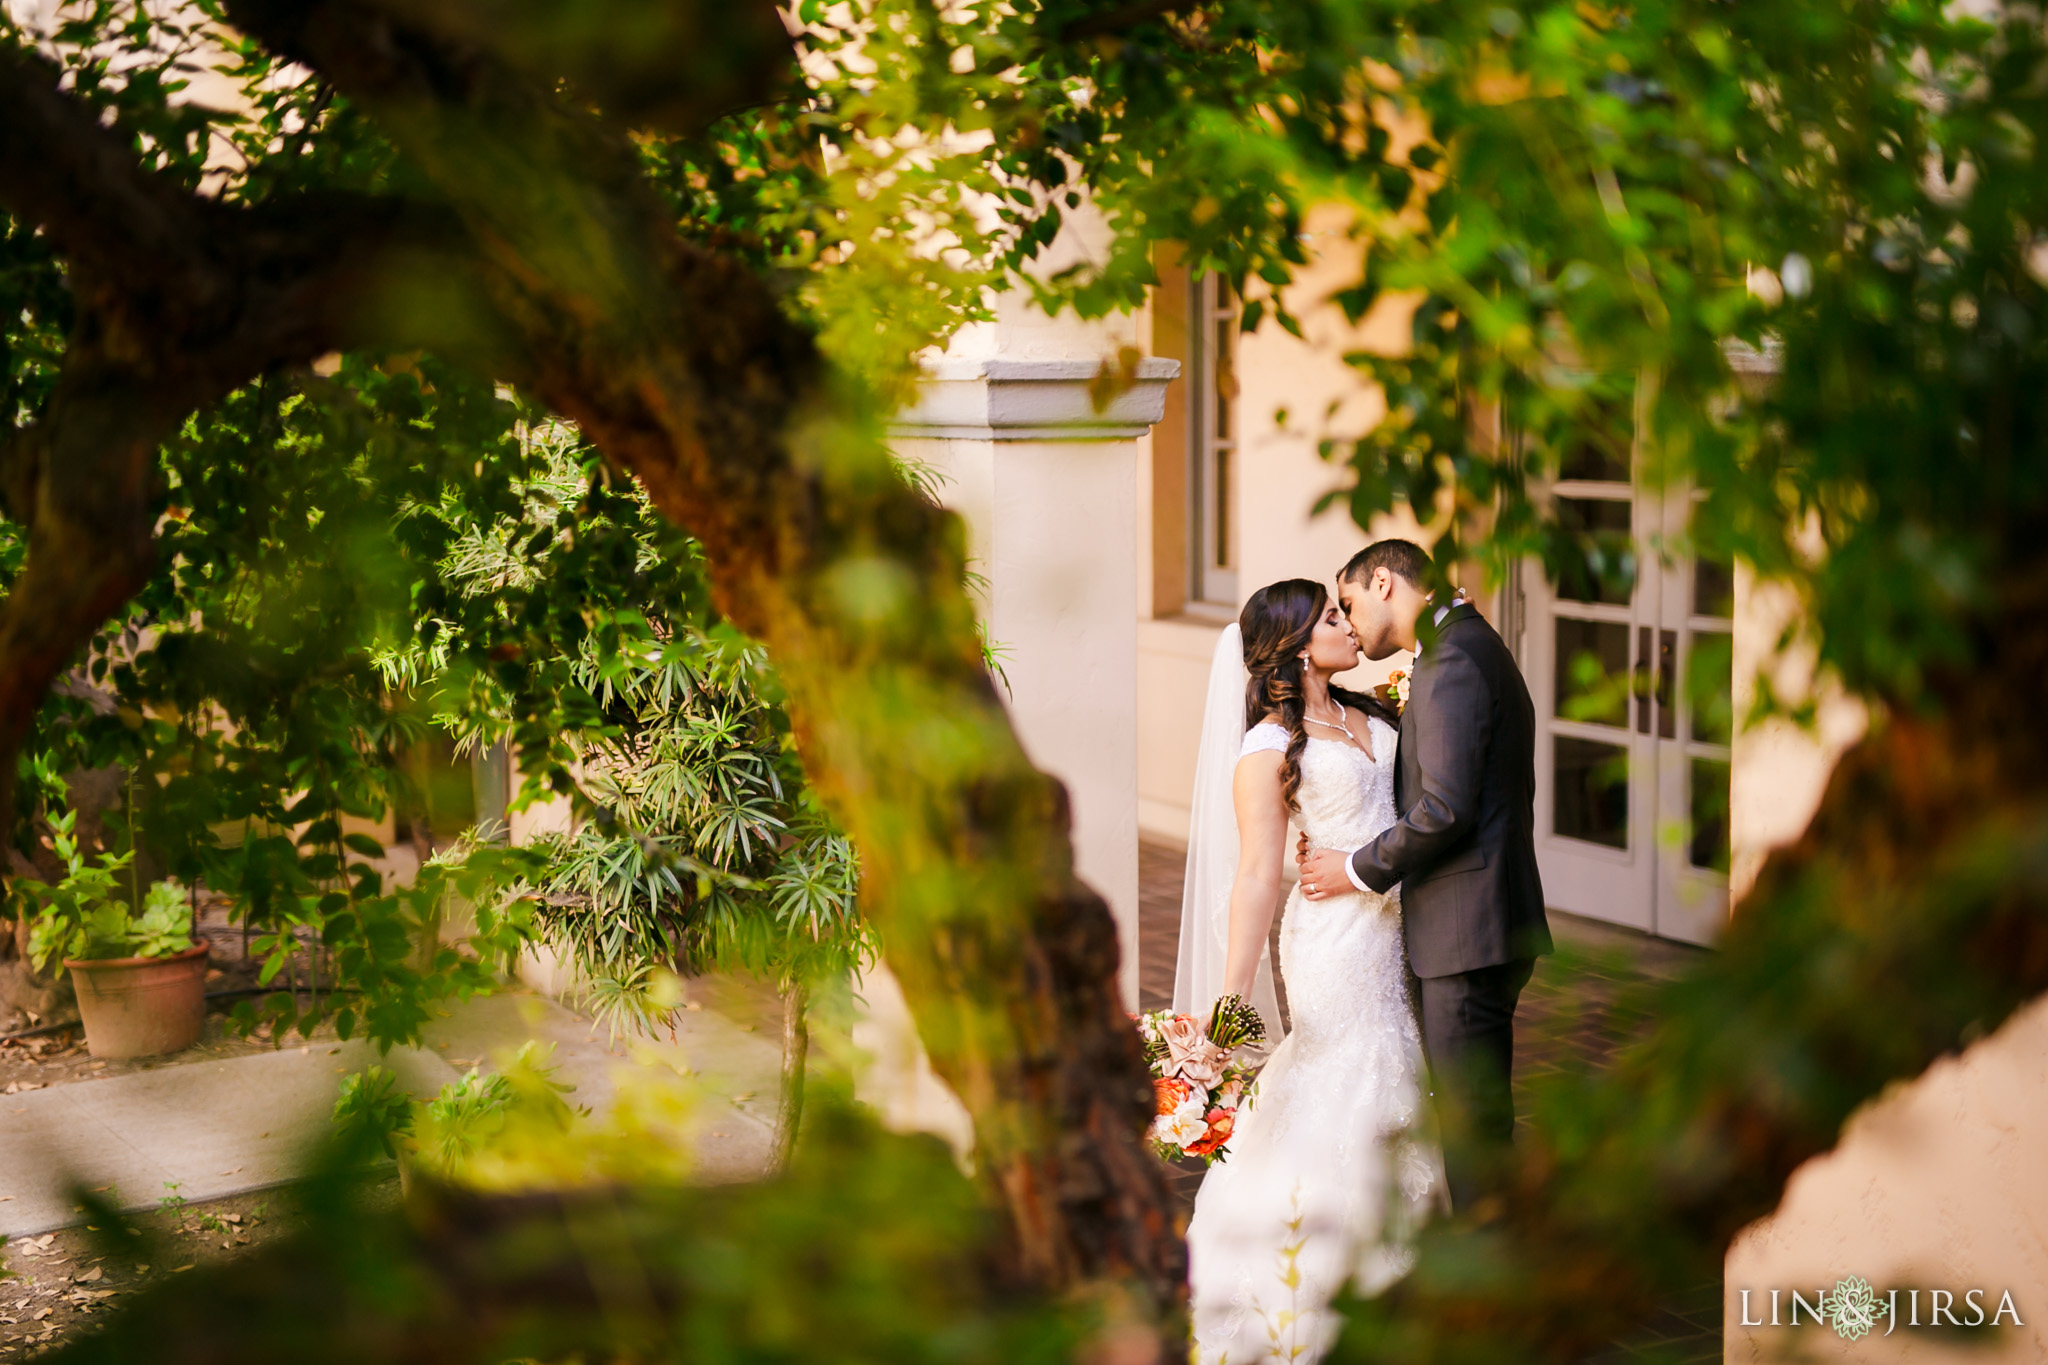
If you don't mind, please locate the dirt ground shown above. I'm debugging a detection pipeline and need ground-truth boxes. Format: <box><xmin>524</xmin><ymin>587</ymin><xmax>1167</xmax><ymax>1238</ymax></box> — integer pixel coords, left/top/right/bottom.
<box><xmin>1</xmin><ymin>982</ymin><xmax>344</xmax><ymax>1097</ymax></box>
<box><xmin>0</xmin><ymin>1178</ymin><xmax>399</xmax><ymax>1360</ymax></box>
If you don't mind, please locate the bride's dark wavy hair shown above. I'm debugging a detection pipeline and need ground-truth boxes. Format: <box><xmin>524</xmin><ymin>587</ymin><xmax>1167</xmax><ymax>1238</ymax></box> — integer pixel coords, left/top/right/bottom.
<box><xmin>1240</xmin><ymin>579</ymin><xmax>1394</xmax><ymax>812</ymax></box>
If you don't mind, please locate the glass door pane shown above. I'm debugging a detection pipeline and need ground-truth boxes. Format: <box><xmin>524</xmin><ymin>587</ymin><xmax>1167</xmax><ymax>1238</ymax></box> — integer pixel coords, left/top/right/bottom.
<box><xmin>1526</xmin><ymin>422</ymin><xmax>1658</xmax><ymax>932</ymax></box>
<box><xmin>1554</xmin><ymin>735</ymin><xmax>1630</xmax><ymax>849</ymax></box>
<box><xmin>1651</xmin><ymin>493</ymin><xmax>1732</xmax><ymax>945</ymax></box>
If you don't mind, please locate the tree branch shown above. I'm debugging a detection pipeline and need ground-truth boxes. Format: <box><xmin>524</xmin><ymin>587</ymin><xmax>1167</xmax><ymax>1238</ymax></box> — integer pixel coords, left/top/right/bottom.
<box><xmin>0</xmin><ymin>47</ymin><xmax>226</xmax><ymax>300</ymax></box>
<box><xmin>0</xmin><ymin>49</ymin><xmax>504</xmax><ymax>831</ymax></box>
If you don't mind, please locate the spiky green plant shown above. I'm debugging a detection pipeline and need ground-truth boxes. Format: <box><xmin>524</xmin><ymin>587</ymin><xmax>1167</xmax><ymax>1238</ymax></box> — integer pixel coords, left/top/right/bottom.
<box><xmin>399</xmin><ymin>427</ymin><xmax>870</xmax><ymax>1159</ymax></box>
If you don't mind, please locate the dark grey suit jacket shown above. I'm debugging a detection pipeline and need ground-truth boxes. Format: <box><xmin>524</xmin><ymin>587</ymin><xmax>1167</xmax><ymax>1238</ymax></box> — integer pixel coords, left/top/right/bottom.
<box><xmin>1348</xmin><ymin>603</ymin><xmax>1553</xmax><ymax>979</ymax></box>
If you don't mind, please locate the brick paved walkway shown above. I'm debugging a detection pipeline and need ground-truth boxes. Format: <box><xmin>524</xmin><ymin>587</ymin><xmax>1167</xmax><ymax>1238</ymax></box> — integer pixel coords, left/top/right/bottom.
<box><xmin>1137</xmin><ymin>836</ymin><xmax>1721</xmax><ymax>1363</ymax></box>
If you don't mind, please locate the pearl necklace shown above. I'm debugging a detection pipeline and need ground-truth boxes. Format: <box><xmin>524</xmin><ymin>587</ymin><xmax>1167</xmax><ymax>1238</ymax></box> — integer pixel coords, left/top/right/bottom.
<box><xmin>1302</xmin><ymin>703</ymin><xmax>1353</xmax><ymax>740</ymax></box>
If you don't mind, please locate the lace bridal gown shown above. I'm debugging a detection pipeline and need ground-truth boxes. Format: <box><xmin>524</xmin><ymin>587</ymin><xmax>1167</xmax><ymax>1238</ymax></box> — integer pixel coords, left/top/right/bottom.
<box><xmin>1186</xmin><ymin>718</ymin><xmax>1442</xmax><ymax>1365</ymax></box>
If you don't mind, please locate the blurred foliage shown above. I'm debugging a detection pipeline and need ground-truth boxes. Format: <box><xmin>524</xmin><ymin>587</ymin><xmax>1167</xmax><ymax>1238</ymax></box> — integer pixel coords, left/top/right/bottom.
<box><xmin>7</xmin><ymin>0</ymin><xmax>2048</xmax><ymax>1358</ymax></box>
<box><xmin>1275</xmin><ymin>0</ymin><xmax>2048</xmax><ymax>721</ymax></box>
<box><xmin>50</xmin><ymin>1088</ymin><xmax>1098</xmax><ymax>1365</ymax></box>
<box><xmin>334</xmin><ymin>1042</ymin><xmax>595</xmax><ymax>1183</ymax></box>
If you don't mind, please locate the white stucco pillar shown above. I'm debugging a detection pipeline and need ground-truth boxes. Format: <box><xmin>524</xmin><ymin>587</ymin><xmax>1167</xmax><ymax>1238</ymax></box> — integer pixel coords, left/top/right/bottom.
<box><xmin>888</xmin><ymin>356</ymin><xmax>1178</xmax><ymax>1009</ymax></box>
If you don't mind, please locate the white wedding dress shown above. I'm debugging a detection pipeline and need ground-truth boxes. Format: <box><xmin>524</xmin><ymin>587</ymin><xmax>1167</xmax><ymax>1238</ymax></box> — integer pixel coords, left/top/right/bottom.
<box><xmin>1185</xmin><ymin>718</ymin><xmax>1442</xmax><ymax>1365</ymax></box>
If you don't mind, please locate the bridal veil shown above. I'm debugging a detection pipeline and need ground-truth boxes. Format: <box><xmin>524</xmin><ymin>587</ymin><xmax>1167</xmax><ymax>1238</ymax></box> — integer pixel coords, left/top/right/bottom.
<box><xmin>1172</xmin><ymin>621</ymin><xmax>1284</xmax><ymax>1038</ymax></box>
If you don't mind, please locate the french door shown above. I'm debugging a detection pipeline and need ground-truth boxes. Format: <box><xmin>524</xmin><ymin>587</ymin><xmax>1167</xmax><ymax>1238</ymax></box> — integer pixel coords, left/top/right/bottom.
<box><xmin>1522</xmin><ymin>425</ymin><xmax>1732</xmax><ymax>945</ymax></box>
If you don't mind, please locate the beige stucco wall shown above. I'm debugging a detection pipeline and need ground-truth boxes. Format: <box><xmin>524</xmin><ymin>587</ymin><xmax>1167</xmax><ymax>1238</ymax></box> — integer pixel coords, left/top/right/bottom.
<box><xmin>1135</xmin><ymin>618</ymin><xmax>1226</xmax><ymax>842</ymax></box>
<box><xmin>1726</xmin><ymin>992</ymin><xmax>2048</xmax><ymax>1362</ymax></box>
<box><xmin>1232</xmin><ymin>207</ymin><xmax>1412</xmax><ymax>605</ymax></box>
<box><xmin>1728</xmin><ymin>566</ymin><xmax>1870</xmax><ymax>905</ymax></box>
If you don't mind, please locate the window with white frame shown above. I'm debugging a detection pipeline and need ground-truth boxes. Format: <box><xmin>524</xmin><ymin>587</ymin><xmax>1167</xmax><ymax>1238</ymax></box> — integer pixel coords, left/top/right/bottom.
<box><xmin>1187</xmin><ymin>273</ymin><xmax>1238</xmax><ymax>605</ymax></box>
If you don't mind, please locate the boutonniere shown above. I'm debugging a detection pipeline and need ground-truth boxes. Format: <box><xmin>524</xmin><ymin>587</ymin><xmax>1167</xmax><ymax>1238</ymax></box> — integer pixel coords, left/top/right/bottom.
<box><xmin>1374</xmin><ymin>668</ymin><xmax>1410</xmax><ymax>717</ymax></box>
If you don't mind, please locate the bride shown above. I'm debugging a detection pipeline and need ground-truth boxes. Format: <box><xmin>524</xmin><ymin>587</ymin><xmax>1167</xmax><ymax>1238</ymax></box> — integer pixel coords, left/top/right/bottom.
<box><xmin>1174</xmin><ymin>578</ymin><xmax>1443</xmax><ymax>1365</ymax></box>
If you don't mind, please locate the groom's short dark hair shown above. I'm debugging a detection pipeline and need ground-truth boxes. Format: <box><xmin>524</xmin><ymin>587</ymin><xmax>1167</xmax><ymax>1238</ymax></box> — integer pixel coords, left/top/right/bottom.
<box><xmin>1340</xmin><ymin>538</ymin><xmax>1433</xmax><ymax>590</ymax></box>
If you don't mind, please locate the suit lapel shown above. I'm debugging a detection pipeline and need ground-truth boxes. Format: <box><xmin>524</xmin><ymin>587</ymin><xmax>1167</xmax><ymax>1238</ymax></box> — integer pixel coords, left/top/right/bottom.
<box><xmin>1394</xmin><ymin>603</ymin><xmax>1475</xmax><ymax>813</ymax></box>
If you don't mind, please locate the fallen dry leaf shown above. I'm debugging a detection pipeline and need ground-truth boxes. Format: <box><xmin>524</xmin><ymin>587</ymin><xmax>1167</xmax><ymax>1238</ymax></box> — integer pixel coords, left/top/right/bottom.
<box><xmin>77</xmin><ymin>1267</ymin><xmax>101</xmax><ymax>1283</ymax></box>
<box><xmin>217</xmin><ymin>1167</ymin><xmax>243</xmax><ymax>1177</ymax></box>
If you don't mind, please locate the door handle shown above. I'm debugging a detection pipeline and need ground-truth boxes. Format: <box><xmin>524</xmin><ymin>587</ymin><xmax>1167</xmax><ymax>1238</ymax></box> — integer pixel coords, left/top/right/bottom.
<box><xmin>1635</xmin><ymin>626</ymin><xmax>1652</xmax><ymax>734</ymax></box>
<box><xmin>1657</xmin><ymin>629</ymin><xmax>1676</xmax><ymax>739</ymax></box>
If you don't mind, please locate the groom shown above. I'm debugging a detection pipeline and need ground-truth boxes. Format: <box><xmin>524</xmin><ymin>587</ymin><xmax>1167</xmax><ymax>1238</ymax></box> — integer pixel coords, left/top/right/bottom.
<box><xmin>1297</xmin><ymin>538</ymin><xmax>1552</xmax><ymax>1212</ymax></box>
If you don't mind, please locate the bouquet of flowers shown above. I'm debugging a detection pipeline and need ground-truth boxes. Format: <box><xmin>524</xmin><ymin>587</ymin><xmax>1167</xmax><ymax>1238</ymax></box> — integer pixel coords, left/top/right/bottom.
<box><xmin>1135</xmin><ymin>994</ymin><xmax>1268</xmax><ymax>1164</ymax></box>
<box><xmin>1374</xmin><ymin>667</ymin><xmax>1410</xmax><ymax>716</ymax></box>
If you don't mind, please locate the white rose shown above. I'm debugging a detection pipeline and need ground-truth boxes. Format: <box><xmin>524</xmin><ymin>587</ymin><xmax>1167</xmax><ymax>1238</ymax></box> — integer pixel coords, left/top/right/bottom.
<box><xmin>1153</xmin><ymin>1109</ymin><xmax>1209</xmax><ymax>1149</ymax></box>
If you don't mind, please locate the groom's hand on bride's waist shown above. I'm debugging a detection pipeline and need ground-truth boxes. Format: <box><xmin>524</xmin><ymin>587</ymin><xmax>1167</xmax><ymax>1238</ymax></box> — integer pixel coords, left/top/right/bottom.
<box><xmin>1297</xmin><ymin>843</ymin><xmax>1355</xmax><ymax>901</ymax></box>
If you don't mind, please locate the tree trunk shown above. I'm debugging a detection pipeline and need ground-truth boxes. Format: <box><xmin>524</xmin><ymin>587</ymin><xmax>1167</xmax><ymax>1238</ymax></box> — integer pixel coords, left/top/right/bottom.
<box><xmin>205</xmin><ymin>0</ymin><xmax>1185</xmax><ymax>1323</ymax></box>
<box><xmin>775</xmin><ymin>980</ymin><xmax>809</xmax><ymax>1169</ymax></box>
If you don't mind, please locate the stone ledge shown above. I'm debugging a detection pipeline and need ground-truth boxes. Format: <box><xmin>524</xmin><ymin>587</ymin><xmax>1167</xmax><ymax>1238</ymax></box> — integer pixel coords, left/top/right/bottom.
<box><xmin>888</xmin><ymin>356</ymin><xmax>1180</xmax><ymax>441</ymax></box>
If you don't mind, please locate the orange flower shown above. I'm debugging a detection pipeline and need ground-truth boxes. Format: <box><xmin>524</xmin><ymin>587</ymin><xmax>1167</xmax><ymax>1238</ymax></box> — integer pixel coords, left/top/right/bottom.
<box><xmin>1154</xmin><ymin>1077</ymin><xmax>1193</xmax><ymax>1116</ymax></box>
<box><xmin>1185</xmin><ymin>1107</ymin><xmax>1236</xmax><ymax>1157</ymax></box>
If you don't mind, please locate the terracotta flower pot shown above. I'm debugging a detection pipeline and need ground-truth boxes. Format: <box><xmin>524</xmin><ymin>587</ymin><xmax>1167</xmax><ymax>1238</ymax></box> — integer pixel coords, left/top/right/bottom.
<box><xmin>63</xmin><ymin>943</ymin><xmax>209</xmax><ymax>1060</ymax></box>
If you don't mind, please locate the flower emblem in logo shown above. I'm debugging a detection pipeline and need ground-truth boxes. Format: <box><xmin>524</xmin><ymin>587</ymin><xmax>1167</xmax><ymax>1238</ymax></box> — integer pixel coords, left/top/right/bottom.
<box><xmin>1823</xmin><ymin>1275</ymin><xmax>1883</xmax><ymax>1341</ymax></box>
